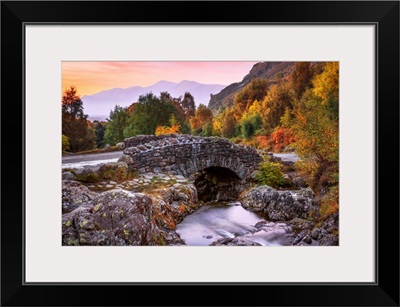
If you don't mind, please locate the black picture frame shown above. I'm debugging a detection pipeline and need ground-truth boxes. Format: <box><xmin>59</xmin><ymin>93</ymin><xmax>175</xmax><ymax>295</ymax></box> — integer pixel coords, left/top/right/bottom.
<box><xmin>1</xmin><ymin>1</ymin><xmax>399</xmax><ymax>306</ymax></box>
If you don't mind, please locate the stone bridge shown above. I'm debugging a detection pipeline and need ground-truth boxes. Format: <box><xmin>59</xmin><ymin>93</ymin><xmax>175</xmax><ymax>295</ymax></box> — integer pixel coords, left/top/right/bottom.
<box><xmin>122</xmin><ymin>134</ymin><xmax>263</xmax><ymax>201</ymax></box>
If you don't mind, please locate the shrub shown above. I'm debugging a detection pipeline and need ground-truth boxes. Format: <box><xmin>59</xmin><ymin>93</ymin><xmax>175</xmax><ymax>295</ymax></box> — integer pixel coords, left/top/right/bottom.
<box><xmin>256</xmin><ymin>159</ymin><xmax>287</xmax><ymax>188</ymax></box>
<box><xmin>62</xmin><ymin>134</ymin><xmax>70</xmax><ymax>153</ymax></box>
<box><xmin>319</xmin><ymin>186</ymin><xmax>339</xmax><ymax>216</ymax></box>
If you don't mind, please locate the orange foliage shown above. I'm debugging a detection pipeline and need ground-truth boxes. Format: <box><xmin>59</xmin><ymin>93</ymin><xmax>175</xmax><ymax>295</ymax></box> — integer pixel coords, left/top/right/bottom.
<box><xmin>267</xmin><ymin>127</ymin><xmax>295</xmax><ymax>152</ymax></box>
<box><xmin>155</xmin><ymin>124</ymin><xmax>181</xmax><ymax>136</ymax></box>
<box><xmin>251</xmin><ymin>135</ymin><xmax>268</xmax><ymax>149</ymax></box>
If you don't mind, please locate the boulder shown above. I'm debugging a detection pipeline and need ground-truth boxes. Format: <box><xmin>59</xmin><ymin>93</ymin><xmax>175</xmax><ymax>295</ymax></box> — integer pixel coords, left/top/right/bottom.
<box><xmin>293</xmin><ymin>177</ymin><xmax>308</xmax><ymax>188</ymax></box>
<box><xmin>116</xmin><ymin>142</ymin><xmax>125</xmax><ymax>150</ymax></box>
<box><xmin>62</xmin><ymin>190</ymin><xmax>154</xmax><ymax>246</ymax></box>
<box><xmin>210</xmin><ymin>237</ymin><xmax>262</xmax><ymax>246</ymax></box>
<box><xmin>241</xmin><ymin>186</ymin><xmax>314</xmax><ymax>221</ymax></box>
<box><xmin>62</xmin><ymin>171</ymin><xmax>76</xmax><ymax>181</ymax></box>
<box><xmin>118</xmin><ymin>155</ymin><xmax>133</xmax><ymax>165</ymax></box>
<box><xmin>62</xmin><ymin>180</ymin><xmax>97</xmax><ymax>214</ymax></box>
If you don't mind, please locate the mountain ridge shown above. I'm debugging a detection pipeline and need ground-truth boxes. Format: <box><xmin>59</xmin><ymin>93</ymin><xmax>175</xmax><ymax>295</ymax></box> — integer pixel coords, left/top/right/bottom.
<box><xmin>208</xmin><ymin>62</ymin><xmax>296</xmax><ymax>111</ymax></box>
<box><xmin>82</xmin><ymin>80</ymin><xmax>226</xmax><ymax>121</ymax></box>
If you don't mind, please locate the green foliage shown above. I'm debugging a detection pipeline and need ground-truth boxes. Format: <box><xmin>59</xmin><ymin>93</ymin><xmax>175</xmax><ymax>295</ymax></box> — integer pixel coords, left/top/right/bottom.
<box><xmin>203</xmin><ymin>122</ymin><xmax>213</xmax><ymax>137</ymax></box>
<box><xmin>239</xmin><ymin>114</ymin><xmax>262</xmax><ymax>138</ymax></box>
<box><xmin>123</xmin><ymin>92</ymin><xmax>186</xmax><ymax>137</ymax></box>
<box><xmin>256</xmin><ymin>159</ymin><xmax>287</xmax><ymax>188</ymax></box>
<box><xmin>62</xmin><ymin>134</ymin><xmax>70</xmax><ymax>153</ymax></box>
<box><xmin>104</xmin><ymin>105</ymin><xmax>129</xmax><ymax>145</ymax></box>
<box><xmin>94</xmin><ymin>120</ymin><xmax>106</xmax><ymax>148</ymax></box>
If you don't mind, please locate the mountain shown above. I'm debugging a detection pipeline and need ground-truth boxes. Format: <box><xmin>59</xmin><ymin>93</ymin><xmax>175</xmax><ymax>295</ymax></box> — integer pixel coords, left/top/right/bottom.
<box><xmin>82</xmin><ymin>80</ymin><xmax>226</xmax><ymax>121</ymax></box>
<box><xmin>208</xmin><ymin>62</ymin><xmax>296</xmax><ymax>111</ymax></box>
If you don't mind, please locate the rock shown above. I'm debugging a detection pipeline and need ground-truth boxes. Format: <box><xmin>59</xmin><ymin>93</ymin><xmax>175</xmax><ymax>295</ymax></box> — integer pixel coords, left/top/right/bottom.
<box><xmin>287</xmin><ymin>218</ymin><xmax>315</xmax><ymax>232</ymax></box>
<box><xmin>97</xmin><ymin>162</ymin><xmax>128</xmax><ymax>182</ymax></box>
<box><xmin>75</xmin><ymin>167</ymin><xmax>99</xmax><ymax>183</ymax></box>
<box><xmin>302</xmin><ymin>234</ymin><xmax>312</xmax><ymax>244</ymax></box>
<box><xmin>116</xmin><ymin>142</ymin><xmax>125</xmax><ymax>150</ymax></box>
<box><xmin>104</xmin><ymin>144</ymin><xmax>111</xmax><ymax>150</ymax></box>
<box><xmin>293</xmin><ymin>230</ymin><xmax>309</xmax><ymax>245</ymax></box>
<box><xmin>62</xmin><ymin>171</ymin><xmax>76</xmax><ymax>181</ymax></box>
<box><xmin>62</xmin><ymin>180</ymin><xmax>97</xmax><ymax>214</ymax></box>
<box><xmin>210</xmin><ymin>237</ymin><xmax>262</xmax><ymax>246</ymax></box>
<box><xmin>118</xmin><ymin>155</ymin><xmax>133</xmax><ymax>165</ymax></box>
<box><xmin>319</xmin><ymin>234</ymin><xmax>339</xmax><ymax>246</ymax></box>
<box><xmin>293</xmin><ymin>177</ymin><xmax>308</xmax><ymax>188</ymax></box>
<box><xmin>62</xmin><ymin>190</ymin><xmax>154</xmax><ymax>246</ymax></box>
<box><xmin>311</xmin><ymin>228</ymin><xmax>321</xmax><ymax>240</ymax></box>
<box><xmin>240</xmin><ymin>186</ymin><xmax>314</xmax><ymax>221</ymax></box>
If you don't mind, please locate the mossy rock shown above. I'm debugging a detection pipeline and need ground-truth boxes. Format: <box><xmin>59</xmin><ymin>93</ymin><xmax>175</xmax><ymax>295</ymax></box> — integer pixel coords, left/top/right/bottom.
<box><xmin>98</xmin><ymin>162</ymin><xmax>128</xmax><ymax>182</ymax></box>
<box><xmin>75</xmin><ymin>168</ymin><xmax>100</xmax><ymax>183</ymax></box>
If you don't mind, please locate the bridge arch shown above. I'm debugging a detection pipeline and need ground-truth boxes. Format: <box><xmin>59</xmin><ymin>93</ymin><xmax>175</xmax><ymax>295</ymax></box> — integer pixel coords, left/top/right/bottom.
<box><xmin>122</xmin><ymin>134</ymin><xmax>263</xmax><ymax>200</ymax></box>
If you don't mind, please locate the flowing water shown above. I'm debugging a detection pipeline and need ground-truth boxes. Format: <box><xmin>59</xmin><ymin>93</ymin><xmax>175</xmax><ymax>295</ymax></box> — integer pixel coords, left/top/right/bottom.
<box><xmin>176</xmin><ymin>202</ymin><xmax>294</xmax><ymax>246</ymax></box>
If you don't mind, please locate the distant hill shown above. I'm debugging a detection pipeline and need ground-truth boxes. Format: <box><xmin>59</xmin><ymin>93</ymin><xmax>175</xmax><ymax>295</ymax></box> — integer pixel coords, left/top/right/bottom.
<box><xmin>208</xmin><ymin>62</ymin><xmax>296</xmax><ymax>111</ymax></box>
<box><xmin>82</xmin><ymin>80</ymin><xmax>226</xmax><ymax>121</ymax></box>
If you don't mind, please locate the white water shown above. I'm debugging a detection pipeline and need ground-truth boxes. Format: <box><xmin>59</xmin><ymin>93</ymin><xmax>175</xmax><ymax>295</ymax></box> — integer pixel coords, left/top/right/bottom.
<box><xmin>176</xmin><ymin>202</ymin><xmax>294</xmax><ymax>246</ymax></box>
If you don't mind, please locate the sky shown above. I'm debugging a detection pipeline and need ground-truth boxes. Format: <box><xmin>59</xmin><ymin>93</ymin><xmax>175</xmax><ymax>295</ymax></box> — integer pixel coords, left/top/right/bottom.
<box><xmin>62</xmin><ymin>62</ymin><xmax>258</xmax><ymax>96</ymax></box>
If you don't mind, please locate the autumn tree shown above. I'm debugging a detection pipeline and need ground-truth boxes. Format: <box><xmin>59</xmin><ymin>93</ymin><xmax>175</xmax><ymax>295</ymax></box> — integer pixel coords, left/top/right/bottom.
<box><xmin>233</xmin><ymin>78</ymin><xmax>268</xmax><ymax>119</ymax></box>
<box><xmin>284</xmin><ymin>62</ymin><xmax>339</xmax><ymax>191</ymax></box>
<box><xmin>62</xmin><ymin>86</ymin><xmax>95</xmax><ymax>152</ymax></box>
<box><xmin>220</xmin><ymin>110</ymin><xmax>237</xmax><ymax>138</ymax></box>
<box><xmin>290</xmin><ymin>62</ymin><xmax>314</xmax><ymax>99</ymax></box>
<box><xmin>260</xmin><ymin>82</ymin><xmax>294</xmax><ymax>132</ymax></box>
<box><xmin>155</xmin><ymin>114</ymin><xmax>182</xmax><ymax>135</ymax></box>
<box><xmin>190</xmin><ymin>104</ymin><xmax>213</xmax><ymax>135</ymax></box>
<box><xmin>312</xmin><ymin>62</ymin><xmax>339</xmax><ymax>119</ymax></box>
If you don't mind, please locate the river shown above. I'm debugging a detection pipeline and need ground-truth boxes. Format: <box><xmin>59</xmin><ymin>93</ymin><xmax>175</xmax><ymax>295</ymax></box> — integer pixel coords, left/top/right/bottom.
<box><xmin>176</xmin><ymin>202</ymin><xmax>295</xmax><ymax>246</ymax></box>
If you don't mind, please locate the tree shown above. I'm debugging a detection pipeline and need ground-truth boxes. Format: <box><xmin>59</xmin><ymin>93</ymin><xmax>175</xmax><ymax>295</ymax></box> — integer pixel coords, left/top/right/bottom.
<box><xmin>123</xmin><ymin>92</ymin><xmax>185</xmax><ymax>137</ymax></box>
<box><xmin>62</xmin><ymin>134</ymin><xmax>70</xmax><ymax>153</ymax></box>
<box><xmin>62</xmin><ymin>86</ymin><xmax>95</xmax><ymax>152</ymax></box>
<box><xmin>312</xmin><ymin>62</ymin><xmax>339</xmax><ymax>119</ymax></box>
<box><xmin>233</xmin><ymin>78</ymin><xmax>268</xmax><ymax>119</ymax></box>
<box><xmin>190</xmin><ymin>104</ymin><xmax>213</xmax><ymax>135</ymax></box>
<box><xmin>180</xmin><ymin>92</ymin><xmax>196</xmax><ymax>119</ymax></box>
<box><xmin>290</xmin><ymin>62</ymin><xmax>314</xmax><ymax>99</ymax></box>
<box><xmin>284</xmin><ymin>62</ymin><xmax>339</xmax><ymax>190</ymax></box>
<box><xmin>260</xmin><ymin>82</ymin><xmax>294</xmax><ymax>132</ymax></box>
<box><xmin>94</xmin><ymin>120</ymin><xmax>106</xmax><ymax>148</ymax></box>
<box><xmin>104</xmin><ymin>105</ymin><xmax>129</xmax><ymax>145</ymax></box>
<box><xmin>220</xmin><ymin>110</ymin><xmax>237</xmax><ymax>138</ymax></box>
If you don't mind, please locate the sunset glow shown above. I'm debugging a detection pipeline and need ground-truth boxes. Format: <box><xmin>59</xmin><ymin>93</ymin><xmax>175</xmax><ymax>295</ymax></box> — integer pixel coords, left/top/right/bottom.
<box><xmin>62</xmin><ymin>62</ymin><xmax>257</xmax><ymax>96</ymax></box>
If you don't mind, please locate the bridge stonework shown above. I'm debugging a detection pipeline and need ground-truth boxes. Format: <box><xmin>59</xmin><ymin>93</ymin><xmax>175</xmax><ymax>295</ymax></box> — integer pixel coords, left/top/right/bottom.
<box><xmin>122</xmin><ymin>134</ymin><xmax>263</xmax><ymax>181</ymax></box>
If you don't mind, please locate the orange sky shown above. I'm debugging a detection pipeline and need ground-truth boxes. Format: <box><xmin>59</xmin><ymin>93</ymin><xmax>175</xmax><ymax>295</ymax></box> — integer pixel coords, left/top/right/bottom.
<box><xmin>62</xmin><ymin>62</ymin><xmax>258</xmax><ymax>96</ymax></box>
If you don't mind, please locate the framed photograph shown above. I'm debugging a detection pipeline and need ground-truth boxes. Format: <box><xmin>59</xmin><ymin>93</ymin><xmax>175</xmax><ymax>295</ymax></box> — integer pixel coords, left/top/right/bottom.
<box><xmin>1</xmin><ymin>1</ymin><xmax>399</xmax><ymax>306</ymax></box>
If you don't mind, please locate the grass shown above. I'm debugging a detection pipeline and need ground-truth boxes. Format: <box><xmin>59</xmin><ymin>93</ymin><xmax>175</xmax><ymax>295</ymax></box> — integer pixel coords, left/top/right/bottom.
<box><xmin>62</xmin><ymin>146</ymin><xmax>121</xmax><ymax>156</ymax></box>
